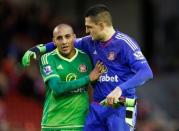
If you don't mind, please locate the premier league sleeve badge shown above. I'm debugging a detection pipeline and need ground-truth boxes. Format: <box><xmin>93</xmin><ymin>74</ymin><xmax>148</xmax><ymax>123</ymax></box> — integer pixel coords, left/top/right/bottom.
<box><xmin>43</xmin><ymin>65</ymin><xmax>53</xmax><ymax>75</ymax></box>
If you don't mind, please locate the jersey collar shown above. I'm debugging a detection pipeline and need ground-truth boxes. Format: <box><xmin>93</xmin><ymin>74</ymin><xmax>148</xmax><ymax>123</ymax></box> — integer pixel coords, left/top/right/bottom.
<box><xmin>100</xmin><ymin>31</ymin><xmax>117</xmax><ymax>47</ymax></box>
<box><xmin>56</xmin><ymin>48</ymin><xmax>78</xmax><ymax>62</ymax></box>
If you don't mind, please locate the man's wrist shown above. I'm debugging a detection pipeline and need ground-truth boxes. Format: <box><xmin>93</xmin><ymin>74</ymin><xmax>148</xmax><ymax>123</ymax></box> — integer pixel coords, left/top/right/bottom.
<box><xmin>118</xmin><ymin>85</ymin><xmax>125</xmax><ymax>92</ymax></box>
<box><xmin>86</xmin><ymin>75</ymin><xmax>91</xmax><ymax>82</ymax></box>
<box><xmin>117</xmin><ymin>86</ymin><xmax>123</xmax><ymax>96</ymax></box>
<box><xmin>29</xmin><ymin>46</ymin><xmax>40</xmax><ymax>54</ymax></box>
<box><xmin>116</xmin><ymin>86</ymin><xmax>122</xmax><ymax>90</ymax></box>
<box><xmin>36</xmin><ymin>44</ymin><xmax>46</xmax><ymax>53</ymax></box>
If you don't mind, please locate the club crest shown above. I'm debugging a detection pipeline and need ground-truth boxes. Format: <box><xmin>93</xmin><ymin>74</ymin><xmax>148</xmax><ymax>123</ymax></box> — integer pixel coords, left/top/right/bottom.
<box><xmin>107</xmin><ymin>51</ymin><xmax>116</xmax><ymax>61</ymax></box>
<box><xmin>79</xmin><ymin>64</ymin><xmax>87</xmax><ymax>72</ymax></box>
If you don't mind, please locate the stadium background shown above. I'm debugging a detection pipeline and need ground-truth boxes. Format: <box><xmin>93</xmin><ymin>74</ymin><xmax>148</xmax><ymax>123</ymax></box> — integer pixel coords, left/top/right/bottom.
<box><xmin>0</xmin><ymin>0</ymin><xmax>179</xmax><ymax>130</ymax></box>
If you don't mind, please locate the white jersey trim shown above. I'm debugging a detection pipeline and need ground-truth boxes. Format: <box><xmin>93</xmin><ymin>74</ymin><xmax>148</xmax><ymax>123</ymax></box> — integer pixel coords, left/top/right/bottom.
<box><xmin>115</xmin><ymin>33</ymin><xmax>138</xmax><ymax>51</ymax></box>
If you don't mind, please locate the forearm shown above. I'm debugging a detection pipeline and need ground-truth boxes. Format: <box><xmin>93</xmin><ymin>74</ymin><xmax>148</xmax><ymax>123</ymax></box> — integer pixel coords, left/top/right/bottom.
<box><xmin>45</xmin><ymin>42</ymin><xmax>56</xmax><ymax>52</ymax></box>
<box><xmin>47</xmin><ymin>76</ymin><xmax>90</xmax><ymax>95</ymax></box>
<box><xmin>30</xmin><ymin>42</ymin><xmax>56</xmax><ymax>54</ymax></box>
<box><xmin>30</xmin><ymin>44</ymin><xmax>46</xmax><ymax>54</ymax></box>
<box><xmin>120</xmin><ymin>64</ymin><xmax>153</xmax><ymax>91</ymax></box>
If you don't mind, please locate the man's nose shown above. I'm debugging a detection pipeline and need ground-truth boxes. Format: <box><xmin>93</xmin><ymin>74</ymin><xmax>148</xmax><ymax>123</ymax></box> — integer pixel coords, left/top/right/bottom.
<box><xmin>62</xmin><ymin>38</ymin><xmax>67</xmax><ymax>44</ymax></box>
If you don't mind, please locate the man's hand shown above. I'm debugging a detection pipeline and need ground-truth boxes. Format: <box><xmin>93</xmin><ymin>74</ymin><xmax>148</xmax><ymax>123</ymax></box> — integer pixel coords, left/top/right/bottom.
<box><xmin>89</xmin><ymin>61</ymin><xmax>104</xmax><ymax>81</ymax></box>
<box><xmin>106</xmin><ymin>86</ymin><xmax>122</xmax><ymax>105</ymax></box>
<box><xmin>21</xmin><ymin>44</ymin><xmax>45</xmax><ymax>67</ymax></box>
<box><xmin>22</xmin><ymin>50</ymin><xmax>37</xmax><ymax>67</ymax></box>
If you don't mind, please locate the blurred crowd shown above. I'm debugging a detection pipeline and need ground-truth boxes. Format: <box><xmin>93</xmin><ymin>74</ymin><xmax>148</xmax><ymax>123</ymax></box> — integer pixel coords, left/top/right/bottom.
<box><xmin>0</xmin><ymin>0</ymin><xmax>179</xmax><ymax>131</ymax></box>
<box><xmin>0</xmin><ymin>1</ymin><xmax>53</xmax><ymax>130</ymax></box>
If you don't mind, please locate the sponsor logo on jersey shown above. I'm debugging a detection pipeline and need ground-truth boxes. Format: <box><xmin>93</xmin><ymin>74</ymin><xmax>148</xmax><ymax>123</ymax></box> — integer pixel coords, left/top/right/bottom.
<box><xmin>57</xmin><ymin>64</ymin><xmax>64</xmax><ymax>69</ymax></box>
<box><xmin>70</xmin><ymin>87</ymin><xmax>86</xmax><ymax>93</ymax></box>
<box><xmin>107</xmin><ymin>51</ymin><xmax>116</xmax><ymax>61</ymax></box>
<box><xmin>133</xmin><ymin>51</ymin><xmax>145</xmax><ymax>60</ymax></box>
<box><xmin>43</xmin><ymin>65</ymin><xmax>53</xmax><ymax>75</ymax></box>
<box><xmin>99</xmin><ymin>74</ymin><xmax>118</xmax><ymax>82</ymax></box>
<box><xmin>66</xmin><ymin>73</ymin><xmax>77</xmax><ymax>81</ymax></box>
<box><xmin>79</xmin><ymin>64</ymin><xmax>87</xmax><ymax>72</ymax></box>
<box><xmin>96</xmin><ymin>63</ymin><xmax>117</xmax><ymax>82</ymax></box>
<box><xmin>101</xmin><ymin>64</ymin><xmax>108</xmax><ymax>73</ymax></box>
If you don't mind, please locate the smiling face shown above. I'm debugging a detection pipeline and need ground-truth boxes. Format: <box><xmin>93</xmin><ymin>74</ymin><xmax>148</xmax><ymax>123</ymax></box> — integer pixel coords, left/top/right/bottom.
<box><xmin>53</xmin><ymin>24</ymin><xmax>76</xmax><ymax>58</ymax></box>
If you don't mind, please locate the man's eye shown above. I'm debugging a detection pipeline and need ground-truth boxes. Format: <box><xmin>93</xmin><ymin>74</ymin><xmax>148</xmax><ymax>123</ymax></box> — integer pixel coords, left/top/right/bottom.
<box><xmin>57</xmin><ymin>36</ymin><xmax>62</xmax><ymax>40</ymax></box>
<box><xmin>86</xmin><ymin>26</ymin><xmax>92</xmax><ymax>29</ymax></box>
<box><xmin>66</xmin><ymin>34</ymin><xmax>71</xmax><ymax>38</ymax></box>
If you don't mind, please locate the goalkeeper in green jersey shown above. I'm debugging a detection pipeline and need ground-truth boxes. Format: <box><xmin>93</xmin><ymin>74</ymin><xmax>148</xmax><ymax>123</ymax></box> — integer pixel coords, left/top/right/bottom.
<box><xmin>38</xmin><ymin>24</ymin><xmax>103</xmax><ymax>131</ymax></box>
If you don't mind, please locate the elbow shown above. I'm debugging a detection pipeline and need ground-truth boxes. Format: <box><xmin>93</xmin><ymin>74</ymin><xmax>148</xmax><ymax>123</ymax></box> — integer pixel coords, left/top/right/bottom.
<box><xmin>149</xmin><ymin>70</ymin><xmax>154</xmax><ymax>79</ymax></box>
<box><xmin>145</xmin><ymin>68</ymin><xmax>154</xmax><ymax>80</ymax></box>
<box><xmin>50</xmin><ymin>85</ymin><xmax>60</xmax><ymax>95</ymax></box>
<box><xmin>52</xmin><ymin>86</ymin><xmax>62</xmax><ymax>95</ymax></box>
<box><xmin>139</xmin><ymin>65</ymin><xmax>153</xmax><ymax>82</ymax></box>
<box><xmin>47</xmin><ymin>80</ymin><xmax>62</xmax><ymax>95</ymax></box>
<box><xmin>142</xmin><ymin>63</ymin><xmax>154</xmax><ymax>80</ymax></box>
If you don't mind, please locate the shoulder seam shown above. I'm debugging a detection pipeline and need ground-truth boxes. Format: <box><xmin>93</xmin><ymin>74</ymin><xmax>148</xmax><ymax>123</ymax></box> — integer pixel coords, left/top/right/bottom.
<box><xmin>41</xmin><ymin>50</ymin><xmax>57</xmax><ymax>65</ymax></box>
<box><xmin>77</xmin><ymin>49</ymin><xmax>87</xmax><ymax>54</ymax></box>
<box><xmin>41</xmin><ymin>53</ymin><xmax>51</xmax><ymax>65</ymax></box>
<box><xmin>115</xmin><ymin>33</ymin><xmax>138</xmax><ymax>51</ymax></box>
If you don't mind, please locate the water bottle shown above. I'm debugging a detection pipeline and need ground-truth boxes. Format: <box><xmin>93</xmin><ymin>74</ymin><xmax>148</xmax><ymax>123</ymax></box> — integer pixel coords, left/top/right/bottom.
<box><xmin>100</xmin><ymin>97</ymin><xmax>136</xmax><ymax>108</ymax></box>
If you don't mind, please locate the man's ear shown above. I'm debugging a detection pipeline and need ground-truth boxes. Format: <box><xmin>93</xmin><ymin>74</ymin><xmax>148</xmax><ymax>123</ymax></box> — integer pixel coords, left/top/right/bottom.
<box><xmin>73</xmin><ymin>34</ymin><xmax>76</xmax><ymax>43</ymax></box>
<box><xmin>74</xmin><ymin>34</ymin><xmax>76</xmax><ymax>39</ymax></box>
<box><xmin>99</xmin><ymin>22</ymin><xmax>104</xmax><ymax>31</ymax></box>
<box><xmin>53</xmin><ymin>38</ymin><xmax>56</xmax><ymax>46</ymax></box>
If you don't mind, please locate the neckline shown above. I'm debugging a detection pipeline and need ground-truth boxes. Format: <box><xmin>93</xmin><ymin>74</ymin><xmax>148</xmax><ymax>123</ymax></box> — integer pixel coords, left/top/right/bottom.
<box><xmin>56</xmin><ymin>48</ymin><xmax>78</xmax><ymax>62</ymax></box>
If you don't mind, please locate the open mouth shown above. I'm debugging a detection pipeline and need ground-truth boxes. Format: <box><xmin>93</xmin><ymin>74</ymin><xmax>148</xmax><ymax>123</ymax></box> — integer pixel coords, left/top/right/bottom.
<box><xmin>61</xmin><ymin>45</ymin><xmax>69</xmax><ymax>51</ymax></box>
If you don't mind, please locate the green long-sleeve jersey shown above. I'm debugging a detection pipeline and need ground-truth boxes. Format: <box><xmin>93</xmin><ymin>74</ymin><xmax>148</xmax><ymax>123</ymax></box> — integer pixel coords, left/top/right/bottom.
<box><xmin>39</xmin><ymin>48</ymin><xmax>93</xmax><ymax>130</ymax></box>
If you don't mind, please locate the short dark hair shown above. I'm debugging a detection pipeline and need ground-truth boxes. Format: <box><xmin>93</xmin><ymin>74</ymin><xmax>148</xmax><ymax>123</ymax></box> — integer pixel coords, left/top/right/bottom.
<box><xmin>85</xmin><ymin>4</ymin><xmax>112</xmax><ymax>26</ymax></box>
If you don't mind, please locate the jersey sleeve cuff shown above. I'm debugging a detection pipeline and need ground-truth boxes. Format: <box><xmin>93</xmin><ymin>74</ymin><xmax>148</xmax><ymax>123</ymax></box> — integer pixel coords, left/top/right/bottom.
<box><xmin>85</xmin><ymin>75</ymin><xmax>90</xmax><ymax>83</ymax></box>
<box><xmin>118</xmin><ymin>84</ymin><xmax>126</xmax><ymax>91</ymax></box>
<box><xmin>44</xmin><ymin>74</ymin><xmax>60</xmax><ymax>83</ymax></box>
